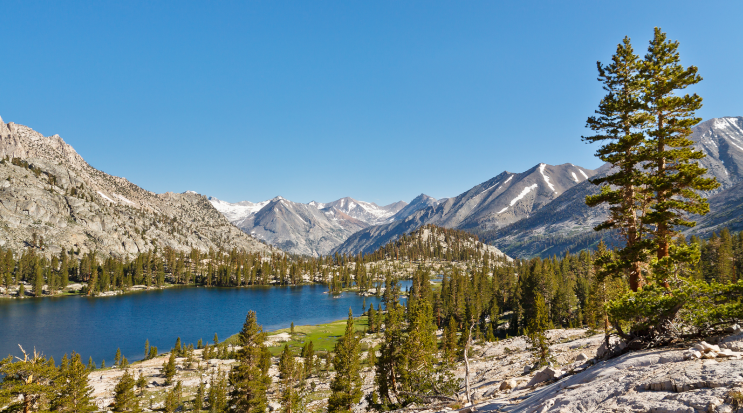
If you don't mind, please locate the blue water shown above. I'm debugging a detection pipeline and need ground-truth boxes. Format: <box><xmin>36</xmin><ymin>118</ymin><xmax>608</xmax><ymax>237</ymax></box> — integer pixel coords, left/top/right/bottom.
<box><xmin>0</xmin><ymin>283</ymin><xmax>408</xmax><ymax>365</ymax></box>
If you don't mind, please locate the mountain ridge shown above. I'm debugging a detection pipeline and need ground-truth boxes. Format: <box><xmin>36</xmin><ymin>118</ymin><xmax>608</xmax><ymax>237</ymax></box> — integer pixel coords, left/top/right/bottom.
<box><xmin>0</xmin><ymin>116</ymin><xmax>272</xmax><ymax>258</ymax></box>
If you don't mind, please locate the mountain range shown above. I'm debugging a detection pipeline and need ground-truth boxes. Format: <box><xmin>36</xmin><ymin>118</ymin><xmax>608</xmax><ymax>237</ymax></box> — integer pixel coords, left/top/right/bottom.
<box><xmin>213</xmin><ymin>116</ymin><xmax>743</xmax><ymax>259</ymax></box>
<box><xmin>2</xmin><ymin>114</ymin><xmax>740</xmax><ymax>261</ymax></box>
<box><xmin>479</xmin><ymin>116</ymin><xmax>743</xmax><ymax>258</ymax></box>
<box><xmin>0</xmin><ymin>116</ymin><xmax>272</xmax><ymax>258</ymax></box>
<box><xmin>209</xmin><ymin>195</ymin><xmax>415</xmax><ymax>256</ymax></box>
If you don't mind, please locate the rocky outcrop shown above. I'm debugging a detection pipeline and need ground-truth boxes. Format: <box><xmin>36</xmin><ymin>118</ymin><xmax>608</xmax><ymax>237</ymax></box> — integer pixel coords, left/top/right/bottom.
<box><xmin>0</xmin><ymin>116</ymin><xmax>272</xmax><ymax>258</ymax></box>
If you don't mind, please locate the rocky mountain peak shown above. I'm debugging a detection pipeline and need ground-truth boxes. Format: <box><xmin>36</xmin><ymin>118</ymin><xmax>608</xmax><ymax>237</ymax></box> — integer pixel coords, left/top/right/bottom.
<box><xmin>0</xmin><ymin>116</ymin><xmax>272</xmax><ymax>258</ymax></box>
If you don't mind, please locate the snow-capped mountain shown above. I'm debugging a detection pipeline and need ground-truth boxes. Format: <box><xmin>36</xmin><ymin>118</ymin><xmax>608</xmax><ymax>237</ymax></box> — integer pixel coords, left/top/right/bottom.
<box><xmin>309</xmin><ymin>197</ymin><xmax>406</xmax><ymax>225</ymax></box>
<box><xmin>210</xmin><ymin>196</ymin><xmax>406</xmax><ymax>256</ymax></box>
<box><xmin>333</xmin><ymin>163</ymin><xmax>597</xmax><ymax>255</ymax></box>
<box><xmin>209</xmin><ymin>116</ymin><xmax>743</xmax><ymax>259</ymax></box>
<box><xmin>208</xmin><ymin>197</ymin><xmax>270</xmax><ymax>223</ymax></box>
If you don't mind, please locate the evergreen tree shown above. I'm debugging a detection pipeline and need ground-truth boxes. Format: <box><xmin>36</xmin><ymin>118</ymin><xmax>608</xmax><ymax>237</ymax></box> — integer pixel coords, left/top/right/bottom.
<box><xmin>640</xmin><ymin>28</ymin><xmax>719</xmax><ymax>279</ymax></box>
<box><xmin>228</xmin><ymin>311</ymin><xmax>271</xmax><ymax>413</ymax></box>
<box><xmin>208</xmin><ymin>372</ymin><xmax>228</xmax><ymax>413</ymax></box>
<box><xmin>34</xmin><ymin>263</ymin><xmax>44</xmax><ymax>297</ymax></box>
<box><xmin>112</xmin><ymin>370</ymin><xmax>140</xmax><ymax>413</ymax></box>
<box><xmin>525</xmin><ymin>295</ymin><xmax>551</xmax><ymax>367</ymax></box>
<box><xmin>278</xmin><ymin>345</ymin><xmax>302</xmax><ymax>413</ymax></box>
<box><xmin>135</xmin><ymin>374</ymin><xmax>147</xmax><ymax>396</ymax></box>
<box><xmin>0</xmin><ymin>348</ymin><xmax>59</xmax><ymax>413</ymax></box>
<box><xmin>52</xmin><ymin>353</ymin><xmax>95</xmax><ymax>413</ymax></box>
<box><xmin>583</xmin><ymin>37</ymin><xmax>651</xmax><ymax>291</ymax></box>
<box><xmin>301</xmin><ymin>340</ymin><xmax>315</xmax><ymax>378</ymax></box>
<box><xmin>398</xmin><ymin>297</ymin><xmax>451</xmax><ymax>405</ymax></box>
<box><xmin>194</xmin><ymin>381</ymin><xmax>205</xmax><ymax>412</ymax></box>
<box><xmin>144</xmin><ymin>339</ymin><xmax>149</xmax><ymax>360</ymax></box>
<box><xmin>328</xmin><ymin>309</ymin><xmax>363</xmax><ymax>413</ymax></box>
<box><xmin>174</xmin><ymin>337</ymin><xmax>182</xmax><ymax>356</ymax></box>
<box><xmin>164</xmin><ymin>381</ymin><xmax>182</xmax><ymax>413</ymax></box>
<box><xmin>163</xmin><ymin>352</ymin><xmax>177</xmax><ymax>384</ymax></box>
<box><xmin>375</xmin><ymin>301</ymin><xmax>404</xmax><ymax>406</ymax></box>
<box><xmin>442</xmin><ymin>316</ymin><xmax>458</xmax><ymax>363</ymax></box>
<box><xmin>115</xmin><ymin>348</ymin><xmax>121</xmax><ymax>367</ymax></box>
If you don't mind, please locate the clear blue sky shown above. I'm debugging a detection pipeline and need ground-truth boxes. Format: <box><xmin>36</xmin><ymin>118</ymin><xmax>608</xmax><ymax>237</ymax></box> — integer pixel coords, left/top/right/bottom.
<box><xmin>3</xmin><ymin>1</ymin><xmax>742</xmax><ymax>205</ymax></box>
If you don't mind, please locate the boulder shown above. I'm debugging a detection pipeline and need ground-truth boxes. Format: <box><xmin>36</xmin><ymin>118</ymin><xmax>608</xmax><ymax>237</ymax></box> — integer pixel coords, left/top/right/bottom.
<box><xmin>526</xmin><ymin>367</ymin><xmax>563</xmax><ymax>387</ymax></box>
<box><xmin>575</xmin><ymin>353</ymin><xmax>589</xmax><ymax>362</ymax></box>
<box><xmin>596</xmin><ymin>336</ymin><xmax>626</xmax><ymax>359</ymax></box>
<box><xmin>500</xmin><ymin>379</ymin><xmax>518</xmax><ymax>391</ymax></box>
<box><xmin>697</xmin><ymin>341</ymin><xmax>720</xmax><ymax>353</ymax></box>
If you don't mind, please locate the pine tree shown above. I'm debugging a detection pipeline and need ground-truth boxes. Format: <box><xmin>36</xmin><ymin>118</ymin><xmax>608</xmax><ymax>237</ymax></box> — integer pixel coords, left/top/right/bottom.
<box><xmin>398</xmin><ymin>297</ymin><xmax>449</xmax><ymax>405</ymax></box>
<box><xmin>194</xmin><ymin>381</ymin><xmax>205</xmax><ymax>412</ymax></box>
<box><xmin>583</xmin><ymin>36</ymin><xmax>651</xmax><ymax>291</ymax></box>
<box><xmin>163</xmin><ymin>352</ymin><xmax>177</xmax><ymax>384</ymax></box>
<box><xmin>115</xmin><ymin>348</ymin><xmax>121</xmax><ymax>367</ymax></box>
<box><xmin>52</xmin><ymin>353</ymin><xmax>96</xmax><ymax>413</ymax></box>
<box><xmin>164</xmin><ymin>381</ymin><xmax>182</xmax><ymax>413</ymax></box>
<box><xmin>34</xmin><ymin>263</ymin><xmax>44</xmax><ymax>297</ymax></box>
<box><xmin>209</xmin><ymin>372</ymin><xmax>228</xmax><ymax>413</ymax></box>
<box><xmin>0</xmin><ymin>348</ymin><xmax>59</xmax><ymax>413</ymax></box>
<box><xmin>376</xmin><ymin>302</ymin><xmax>404</xmax><ymax>406</ymax></box>
<box><xmin>526</xmin><ymin>295</ymin><xmax>551</xmax><ymax>367</ymax></box>
<box><xmin>174</xmin><ymin>337</ymin><xmax>182</xmax><ymax>356</ymax></box>
<box><xmin>228</xmin><ymin>311</ymin><xmax>271</xmax><ymax>413</ymax></box>
<box><xmin>442</xmin><ymin>316</ymin><xmax>458</xmax><ymax>363</ymax></box>
<box><xmin>112</xmin><ymin>370</ymin><xmax>140</xmax><ymax>412</ymax></box>
<box><xmin>301</xmin><ymin>340</ymin><xmax>315</xmax><ymax>378</ymax></box>
<box><xmin>641</xmin><ymin>28</ymin><xmax>719</xmax><ymax>280</ymax></box>
<box><xmin>367</xmin><ymin>304</ymin><xmax>377</xmax><ymax>333</ymax></box>
<box><xmin>328</xmin><ymin>309</ymin><xmax>363</xmax><ymax>413</ymax></box>
<box><xmin>144</xmin><ymin>339</ymin><xmax>149</xmax><ymax>360</ymax></box>
<box><xmin>136</xmin><ymin>374</ymin><xmax>147</xmax><ymax>396</ymax></box>
<box><xmin>278</xmin><ymin>344</ymin><xmax>302</xmax><ymax>413</ymax></box>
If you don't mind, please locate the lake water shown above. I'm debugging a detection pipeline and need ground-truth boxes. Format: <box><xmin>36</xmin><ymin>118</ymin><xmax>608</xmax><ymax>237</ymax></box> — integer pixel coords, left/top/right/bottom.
<box><xmin>0</xmin><ymin>283</ymin><xmax>408</xmax><ymax>365</ymax></box>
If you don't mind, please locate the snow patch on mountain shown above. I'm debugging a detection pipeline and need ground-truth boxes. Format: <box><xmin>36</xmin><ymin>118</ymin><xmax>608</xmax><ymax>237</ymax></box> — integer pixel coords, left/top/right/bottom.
<box><xmin>510</xmin><ymin>184</ymin><xmax>538</xmax><ymax>206</ymax></box>
<box><xmin>209</xmin><ymin>197</ymin><xmax>270</xmax><ymax>223</ymax></box>
<box><xmin>97</xmin><ymin>191</ymin><xmax>114</xmax><ymax>203</ymax></box>
<box><xmin>539</xmin><ymin>163</ymin><xmax>556</xmax><ymax>192</ymax></box>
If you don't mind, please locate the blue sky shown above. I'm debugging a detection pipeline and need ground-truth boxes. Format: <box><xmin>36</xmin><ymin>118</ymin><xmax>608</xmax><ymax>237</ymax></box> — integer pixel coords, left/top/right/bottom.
<box><xmin>3</xmin><ymin>1</ymin><xmax>742</xmax><ymax>205</ymax></box>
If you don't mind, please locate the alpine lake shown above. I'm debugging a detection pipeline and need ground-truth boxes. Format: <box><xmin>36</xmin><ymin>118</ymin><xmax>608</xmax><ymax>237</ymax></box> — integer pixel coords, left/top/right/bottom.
<box><xmin>0</xmin><ymin>282</ymin><xmax>411</xmax><ymax>365</ymax></box>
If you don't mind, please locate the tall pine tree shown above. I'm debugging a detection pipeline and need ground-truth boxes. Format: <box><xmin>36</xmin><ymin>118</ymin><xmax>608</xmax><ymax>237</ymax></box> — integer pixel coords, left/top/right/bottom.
<box><xmin>584</xmin><ymin>36</ymin><xmax>652</xmax><ymax>291</ymax></box>
<box><xmin>641</xmin><ymin>27</ymin><xmax>719</xmax><ymax>280</ymax></box>
<box><xmin>228</xmin><ymin>311</ymin><xmax>271</xmax><ymax>413</ymax></box>
<box><xmin>328</xmin><ymin>309</ymin><xmax>363</xmax><ymax>413</ymax></box>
